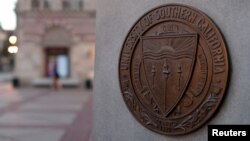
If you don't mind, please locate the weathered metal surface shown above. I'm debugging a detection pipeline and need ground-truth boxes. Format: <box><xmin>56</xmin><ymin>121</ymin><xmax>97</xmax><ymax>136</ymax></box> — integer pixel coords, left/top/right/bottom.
<box><xmin>119</xmin><ymin>4</ymin><xmax>229</xmax><ymax>135</ymax></box>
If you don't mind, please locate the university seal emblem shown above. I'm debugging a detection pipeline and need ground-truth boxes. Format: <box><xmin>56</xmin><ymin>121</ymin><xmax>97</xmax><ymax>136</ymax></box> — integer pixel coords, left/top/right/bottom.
<box><xmin>119</xmin><ymin>4</ymin><xmax>229</xmax><ymax>135</ymax></box>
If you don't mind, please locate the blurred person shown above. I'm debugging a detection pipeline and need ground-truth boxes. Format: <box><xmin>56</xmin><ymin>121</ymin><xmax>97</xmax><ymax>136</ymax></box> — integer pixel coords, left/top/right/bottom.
<box><xmin>52</xmin><ymin>60</ymin><xmax>60</xmax><ymax>90</ymax></box>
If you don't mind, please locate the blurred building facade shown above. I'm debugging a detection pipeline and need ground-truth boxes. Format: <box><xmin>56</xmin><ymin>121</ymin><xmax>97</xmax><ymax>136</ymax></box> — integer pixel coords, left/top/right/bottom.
<box><xmin>0</xmin><ymin>28</ymin><xmax>16</xmax><ymax>73</ymax></box>
<box><xmin>15</xmin><ymin>0</ymin><xmax>96</xmax><ymax>86</ymax></box>
<box><xmin>0</xmin><ymin>27</ymin><xmax>7</xmax><ymax>72</ymax></box>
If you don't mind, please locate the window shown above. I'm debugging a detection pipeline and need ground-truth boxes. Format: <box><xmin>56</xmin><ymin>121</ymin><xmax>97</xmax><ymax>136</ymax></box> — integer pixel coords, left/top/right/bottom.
<box><xmin>62</xmin><ymin>0</ymin><xmax>70</xmax><ymax>10</ymax></box>
<box><xmin>31</xmin><ymin>0</ymin><xmax>40</xmax><ymax>10</ymax></box>
<box><xmin>79</xmin><ymin>0</ymin><xmax>83</xmax><ymax>10</ymax></box>
<box><xmin>44</xmin><ymin>0</ymin><xmax>50</xmax><ymax>9</ymax></box>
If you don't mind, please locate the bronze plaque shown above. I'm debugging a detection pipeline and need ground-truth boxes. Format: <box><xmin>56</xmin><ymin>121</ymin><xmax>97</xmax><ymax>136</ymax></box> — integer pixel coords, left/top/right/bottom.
<box><xmin>119</xmin><ymin>4</ymin><xmax>229</xmax><ymax>135</ymax></box>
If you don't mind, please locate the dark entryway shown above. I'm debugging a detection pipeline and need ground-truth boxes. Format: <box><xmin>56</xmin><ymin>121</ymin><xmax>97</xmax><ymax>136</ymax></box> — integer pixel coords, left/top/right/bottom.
<box><xmin>45</xmin><ymin>48</ymin><xmax>70</xmax><ymax>78</ymax></box>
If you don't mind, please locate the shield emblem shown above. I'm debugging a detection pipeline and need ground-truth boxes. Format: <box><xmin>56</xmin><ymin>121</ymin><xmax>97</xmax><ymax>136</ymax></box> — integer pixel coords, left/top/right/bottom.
<box><xmin>142</xmin><ymin>34</ymin><xmax>198</xmax><ymax>117</ymax></box>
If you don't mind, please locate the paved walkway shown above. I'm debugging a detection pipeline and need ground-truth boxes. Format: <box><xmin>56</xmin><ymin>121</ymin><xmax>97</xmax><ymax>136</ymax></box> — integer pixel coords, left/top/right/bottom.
<box><xmin>0</xmin><ymin>83</ymin><xmax>92</xmax><ymax>141</ymax></box>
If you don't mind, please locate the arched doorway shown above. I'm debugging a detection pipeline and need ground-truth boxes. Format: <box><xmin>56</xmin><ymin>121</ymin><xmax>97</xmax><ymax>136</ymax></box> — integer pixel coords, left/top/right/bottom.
<box><xmin>43</xmin><ymin>27</ymin><xmax>72</xmax><ymax>79</ymax></box>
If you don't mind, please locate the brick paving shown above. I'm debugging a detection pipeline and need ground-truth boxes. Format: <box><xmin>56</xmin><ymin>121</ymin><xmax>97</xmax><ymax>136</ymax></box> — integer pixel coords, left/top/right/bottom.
<box><xmin>0</xmin><ymin>83</ymin><xmax>92</xmax><ymax>141</ymax></box>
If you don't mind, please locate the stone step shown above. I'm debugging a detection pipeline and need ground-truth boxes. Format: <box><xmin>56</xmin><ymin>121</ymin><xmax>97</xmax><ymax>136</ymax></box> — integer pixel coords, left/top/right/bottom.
<box><xmin>32</xmin><ymin>78</ymin><xmax>81</xmax><ymax>87</ymax></box>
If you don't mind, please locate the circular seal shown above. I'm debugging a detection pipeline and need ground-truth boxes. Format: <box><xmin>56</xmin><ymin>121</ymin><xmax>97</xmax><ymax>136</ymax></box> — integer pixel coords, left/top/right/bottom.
<box><xmin>119</xmin><ymin>4</ymin><xmax>229</xmax><ymax>135</ymax></box>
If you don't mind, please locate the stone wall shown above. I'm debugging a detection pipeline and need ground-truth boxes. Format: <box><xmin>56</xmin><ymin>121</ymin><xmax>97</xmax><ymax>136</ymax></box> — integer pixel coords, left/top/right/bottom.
<box><xmin>93</xmin><ymin>0</ymin><xmax>250</xmax><ymax>140</ymax></box>
<box><xmin>71</xmin><ymin>41</ymin><xmax>95</xmax><ymax>79</ymax></box>
<box><xmin>15</xmin><ymin>42</ymin><xmax>43</xmax><ymax>84</ymax></box>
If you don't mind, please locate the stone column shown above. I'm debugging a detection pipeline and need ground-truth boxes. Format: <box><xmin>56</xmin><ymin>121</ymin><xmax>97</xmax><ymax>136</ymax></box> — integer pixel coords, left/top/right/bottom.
<box><xmin>15</xmin><ymin>42</ymin><xmax>43</xmax><ymax>85</ymax></box>
<box><xmin>71</xmin><ymin>42</ymin><xmax>95</xmax><ymax>80</ymax></box>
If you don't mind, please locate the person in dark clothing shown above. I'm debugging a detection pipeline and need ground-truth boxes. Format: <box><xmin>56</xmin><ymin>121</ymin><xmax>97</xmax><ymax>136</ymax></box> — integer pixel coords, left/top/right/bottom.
<box><xmin>52</xmin><ymin>61</ymin><xmax>60</xmax><ymax>90</ymax></box>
